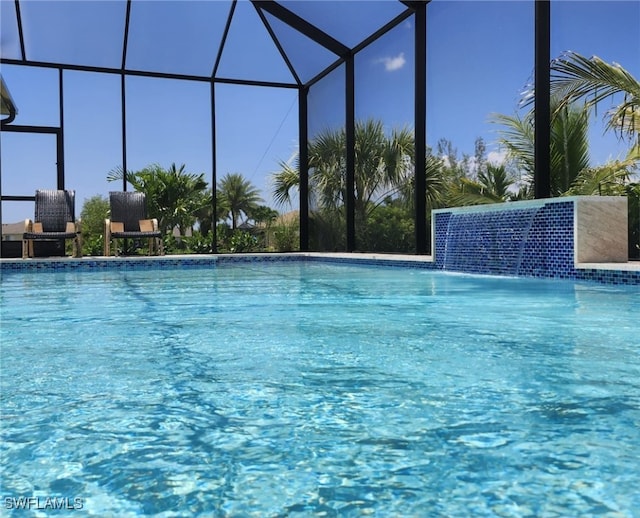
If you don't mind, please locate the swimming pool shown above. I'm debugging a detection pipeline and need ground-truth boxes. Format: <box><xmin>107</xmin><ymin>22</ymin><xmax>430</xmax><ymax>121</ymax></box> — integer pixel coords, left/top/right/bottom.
<box><xmin>1</xmin><ymin>262</ymin><xmax>639</xmax><ymax>516</ymax></box>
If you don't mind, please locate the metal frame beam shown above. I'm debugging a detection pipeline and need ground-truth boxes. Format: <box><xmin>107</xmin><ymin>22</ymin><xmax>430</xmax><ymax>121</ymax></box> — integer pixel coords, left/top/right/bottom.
<box><xmin>401</xmin><ymin>1</ymin><xmax>430</xmax><ymax>10</ymax></box>
<box><xmin>0</xmin><ymin>126</ymin><xmax>63</xmax><ymax>203</ymax></box>
<box><xmin>119</xmin><ymin>0</ymin><xmax>132</xmax><ymax>188</ymax></box>
<box><xmin>121</xmin><ymin>0</ymin><xmax>131</xmax><ymax>70</ymax></box>
<box><xmin>211</xmin><ymin>82</ymin><xmax>218</xmax><ymax>253</ymax></box>
<box><xmin>345</xmin><ymin>56</ymin><xmax>355</xmax><ymax>252</ymax></box>
<box><xmin>298</xmin><ymin>87</ymin><xmax>309</xmax><ymax>251</ymax></box>
<box><xmin>414</xmin><ymin>3</ymin><xmax>428</xmax><ymax>254</ymax></box>
<box><xmin>305</xmin><ymin>5</ymin><xmax>415</xmax><ymax>90</ymax></box>
<box><xmin>57</xmin><ymin>69</ymin><xmax>65</xmax><ymax>189</ymax></box>
<box><xmin>254</xmin><ymin>4</ymin><xmax>302</xmax><ymax>86</ymax></box>
<box><xmin>253</xmin><ymin>1</ymin><xmax>349</xmax><ymax>58</ymax></box>
<box><xmin>0</xmin><ymin>58</ymin><xmax>299</xmax><ymax>90</ymax></box>
<box><xmin>212</xmin><ymin>1</ymin><xmax>236</xmax><ymax>79</ymax></box>
<box><xmin>534</xmin><ymin>0</ymin><xmax>551</xmax><ymax>199</ymax></box>
<box><xmin>14</xmin><ymin>0</ymin><xmax>26</xmax><ymax>61</ymax></box>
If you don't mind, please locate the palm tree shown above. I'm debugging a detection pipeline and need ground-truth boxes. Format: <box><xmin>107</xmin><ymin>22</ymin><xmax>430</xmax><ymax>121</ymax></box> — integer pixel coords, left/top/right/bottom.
<box><xmin>353</xmin><ymin>120</ymin><xmax>415</xmax><ymax>220</ymax></box>
<box><xmin>565</xmin><ymin>158</ymin><xmax>636</xmax><ymax>196</ymax></box>
<box><xmin>402</xmin><ymin>152</ymin><xmax>449</xmax><ymax>212</ymax></box>
<box><xmin>493</xmin><ymin>97</ymin><xmax>591</xmax><ymax>196</ymax></box>
<box><xmin>108</xmin><ymin>163</ymin><xmax>209</xmax><ymax>236</ymax></box>
<box><xmin>449</xmin><ymin>164</ymin><xmax>516</xmax><ymax>206</ymax></box>
<box><xmin>550</xmin><ymin>51</ymin><xmax>640</xmax><ymax>144</ymax></box>
<box><xmin>550</xmin><ymin>52</ymin><xmax>640</xmax><ymax>196</ymax></box>
<box><xmin>273</xmin><ymin>120</ymin><xmax>454</xmax><ymax>252</ymax></box>
<box><xmin>272</xmin><ymin>119</ymin><xmax>415</xmax><ymax>218</ymax></box>
<box><xmin>250</xmin><ymin>205</ymin><xmax>279</xmax><ymax>227</ymax></box>
<box><xmin>217</xmin><ymin>173</ymin><xmax>263</xmax><ymax>230</ymax></box>
<box><xmin>272</xmin><ymin>161</ymin><xmax>299</xmax><ymax>208</ymax></box>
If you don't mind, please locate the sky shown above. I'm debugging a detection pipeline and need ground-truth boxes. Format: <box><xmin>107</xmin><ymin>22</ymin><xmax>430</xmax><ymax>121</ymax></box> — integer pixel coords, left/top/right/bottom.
<box><xmin>1</xmin><ymin>0</ymin><xmax>639</xmax><ymax>225</ymax></box>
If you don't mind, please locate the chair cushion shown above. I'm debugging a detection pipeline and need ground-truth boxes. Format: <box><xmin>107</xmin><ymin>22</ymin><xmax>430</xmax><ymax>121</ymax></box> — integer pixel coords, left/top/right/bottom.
<box><xmin>111</xmin><ymin>231</ymin><xmax>161</xmax><ymax>239</ymax></box>
<box><xmin>139</xmin><ymin>219</ymin><xmax>155</xmax><ymax>232</ymax></box>
<box><xmin>24</xmin><ymin>231</ymin><xmax>78</xmax><ymax>240</ymax></box>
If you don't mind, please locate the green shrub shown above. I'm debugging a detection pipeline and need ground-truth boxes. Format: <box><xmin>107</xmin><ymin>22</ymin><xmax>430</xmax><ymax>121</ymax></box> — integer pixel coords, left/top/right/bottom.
<box><xmin>182</xmin><ymin>232</ymin><xmax>214</xmax><ymax>254</ymax></box>
<box><xmin>81</xmin><ymin>234</ymin><xmax>104</xmax><ymax>256</ymax></box>
<box><xmin>273</xmin><ymin>225</ymin><xmax>299</xmax><ymax>252</ymax></box>
<box><xmin>229</xmin><ymin>231</ymin><xmax>259</xmax><ymax>253</ymax></box>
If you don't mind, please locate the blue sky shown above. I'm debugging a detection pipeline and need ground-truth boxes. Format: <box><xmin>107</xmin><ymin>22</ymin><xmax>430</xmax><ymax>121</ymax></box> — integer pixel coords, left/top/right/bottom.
<box><xmin>1</xmin><ymin>0</ymin><xmax>639</xmax><ymax>224</ymax></box>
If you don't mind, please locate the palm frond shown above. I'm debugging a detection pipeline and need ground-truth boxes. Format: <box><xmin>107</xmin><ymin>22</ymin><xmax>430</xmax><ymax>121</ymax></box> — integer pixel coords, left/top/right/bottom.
<box><xmin>271</xmin><ymin>161</ymin><xmax>300</xmax><ymax>208</ymax></box>
<box><xmin>106</xmin><ymin>165</ymin><xmax>139</xmax><ymax>188</ymax></box>
<box><xmin>566</xmin><ymin>162</ymin><xmax>633</xmax><ymax>196</ymax></box>
<box><xmin>550</xmin><ymin>51</ymin><xmax>640</xmax><ymax>139</ymax></box>
<box><xmin>549</xmin><ymin>103</ymin><xmax>590</xmax><ymax>194</ymax></box>
<box><xmin>491</xmin><ymin>112</ymin><xmax>535</xmax><ymax>179</ymax></box>
<box><xmin>448</xmin><ymin>178</ymin><xmax>506</xmax><ymax>206</ymax></box>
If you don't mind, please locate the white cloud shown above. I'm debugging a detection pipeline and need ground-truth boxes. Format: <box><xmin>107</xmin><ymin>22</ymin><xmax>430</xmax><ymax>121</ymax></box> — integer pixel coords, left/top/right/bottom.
<box><xmin>487</xmin><ymin>149</ymin><xmax>508</xmax><ymax>165</ymax></box>
<box><xmin>376</xmin><ymin>53</ymin><xmax>406</xmax><ymax>72</ymax></box>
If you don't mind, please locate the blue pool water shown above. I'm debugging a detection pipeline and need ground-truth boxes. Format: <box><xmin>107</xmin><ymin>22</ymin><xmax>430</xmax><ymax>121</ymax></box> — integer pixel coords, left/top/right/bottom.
<box><xmin>1</xmin><ymin>262</ymin><xmax>639</xmax><ymax>516</ymax></box>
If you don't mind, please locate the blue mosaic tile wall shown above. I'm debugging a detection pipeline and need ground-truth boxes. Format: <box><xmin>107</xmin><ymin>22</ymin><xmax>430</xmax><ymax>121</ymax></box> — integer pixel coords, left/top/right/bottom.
<box><xmin>574</xmin><ymin>268</ymin><xmax>640</xmax><ymax>285</ymax></box>
<box><xmin>441</xmin><ymin>208</ymin><xmax>541</xmax><ymax>276</ymax></box>
<box><xmin>432</xmin><ymin>200</ymin><xmax>640</xmax><ymax>284</ymax></box>
<box><xmin>435</xmin><ymin>202</ymin><xmax>575</xmax><ymax>278</ymax></box>
<box><xmin>517</xmin><ymin>202</ymin><xmax>574</xmax><ymax>278</ymax></box>
<box><xmin>433</xmin><ymin>212</ymin><xmax>451</xmax><ymax>270</ymax></box>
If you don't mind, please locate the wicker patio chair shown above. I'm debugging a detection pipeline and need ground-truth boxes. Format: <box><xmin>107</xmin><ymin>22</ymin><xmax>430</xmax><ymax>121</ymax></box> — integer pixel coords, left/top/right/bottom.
<box><xmin>22</xmin><ymin>189</ymin><xmax>82</xmax><ymax>258</ymax></box>
<box><xmin>104</xmin><ymin>191</ymin><xmax>163</xmax><ymax>256</ymax></box>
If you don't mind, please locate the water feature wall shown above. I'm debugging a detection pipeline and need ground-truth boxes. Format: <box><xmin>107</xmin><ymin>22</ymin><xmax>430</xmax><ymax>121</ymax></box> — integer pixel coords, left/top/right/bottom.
<box><xmin>433</xmin><ymin>197</ymin><xmax>629</xmax><ymax>279</ymax></box>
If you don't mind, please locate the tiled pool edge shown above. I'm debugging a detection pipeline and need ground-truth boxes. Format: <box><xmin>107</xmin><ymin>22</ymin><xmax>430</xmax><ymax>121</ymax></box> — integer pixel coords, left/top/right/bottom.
<box><xmin>2</xmin><ymin>251</ymin><xmax>639</xmax><ymax>285</ymax></box>
<box><xmin>0</xmin><ymin>253</ymin><xmax>299</xmax><ymax>272</ymax></box>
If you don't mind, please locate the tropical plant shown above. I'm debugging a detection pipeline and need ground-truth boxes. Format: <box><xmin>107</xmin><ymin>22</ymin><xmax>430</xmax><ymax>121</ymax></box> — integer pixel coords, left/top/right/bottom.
<box><xmin>493</xmin><ymin>97</ymin><xmax>591</xmax><ymax>196</ymax></box>
<box><xmin>217</xmin><ymin>173</ymin><xmax>263</xmax><ymax>230</ymax></box>
<box><xmin>272</xmin><ymin>119</ymin><xmax>415</xmax><ymax>218</ymax></box>
<box><xmin>108</xmin><ymin>163</ymin><xmax>209</xmax><ymax>236</ymax></box>
<box><xmin>550</xmin><ymin>51</ymin><xmax>640</xmax><ymax>143</ymax></box>
<box><xmin>228</xmin><ymin>230</ymin><xmax>259</xmax><ymax>253</ymax></box>
<box><xmin>565</xmin><ymin>156</ymin><xmax>637</xmax><ymax>196</ymax></box>
<box><xmin>272</xmin><ymin>119</ymin><xmax>458</xmax><ymax>252</ymax></box>
<box><xmin>436</xmin><ymin>138</ymin><xmax>469</xmax><ymax>182</ymax></box>
<box><xmin>363</xmin><ymin>200</ymin><xmax>415</xmax><ymax>253</ymax></box>
<box><xmin>272</xmin><ymin>161</ymin><xmax>300</xmax><ymax>208</ymax></box>
<box><xmin>192</xmin><ymin>188</ymin><xmax>217</xmax><ymax>237</ymax></box>
<box><xmin>250</xmin><ymin>205</ymin><xmax>279</xmax><ymax>227</ymax></box>
<box><xmin>273</xmin><ymin>119</ymin><xmax>422</xmax><ymax>252</ymax></box>
<box><xmin>173</xmin><ymin>231</ymin><xmax>213</xmax><ymax>254</ymax></box>
<box><xmin>353</xmin><ymin>120</ymin><xmax>415</xmax><ymax>219</ymax></box>
<box><xmin>272</xmin><ymin>221</ymin><xmax>299</xmax><ymax>252</ymax></box>
<box><xmin>399</xmin><ymin>151</ymin><xmax>449</xmax><ymax>212</ymax></box>
<box><xmin>216</xmin><ymin>223</ymin><xmax>233</xmax><ymax>251</ymax></box>
<box><xmin>449</xmin><ymin>164</ymin><xmax>516</xmax><ymax>206</ymax></box>
<box><xmin>550</xmin><ymin>51</ymin><xmax>640</xmax><ymax>201</ymax></box>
